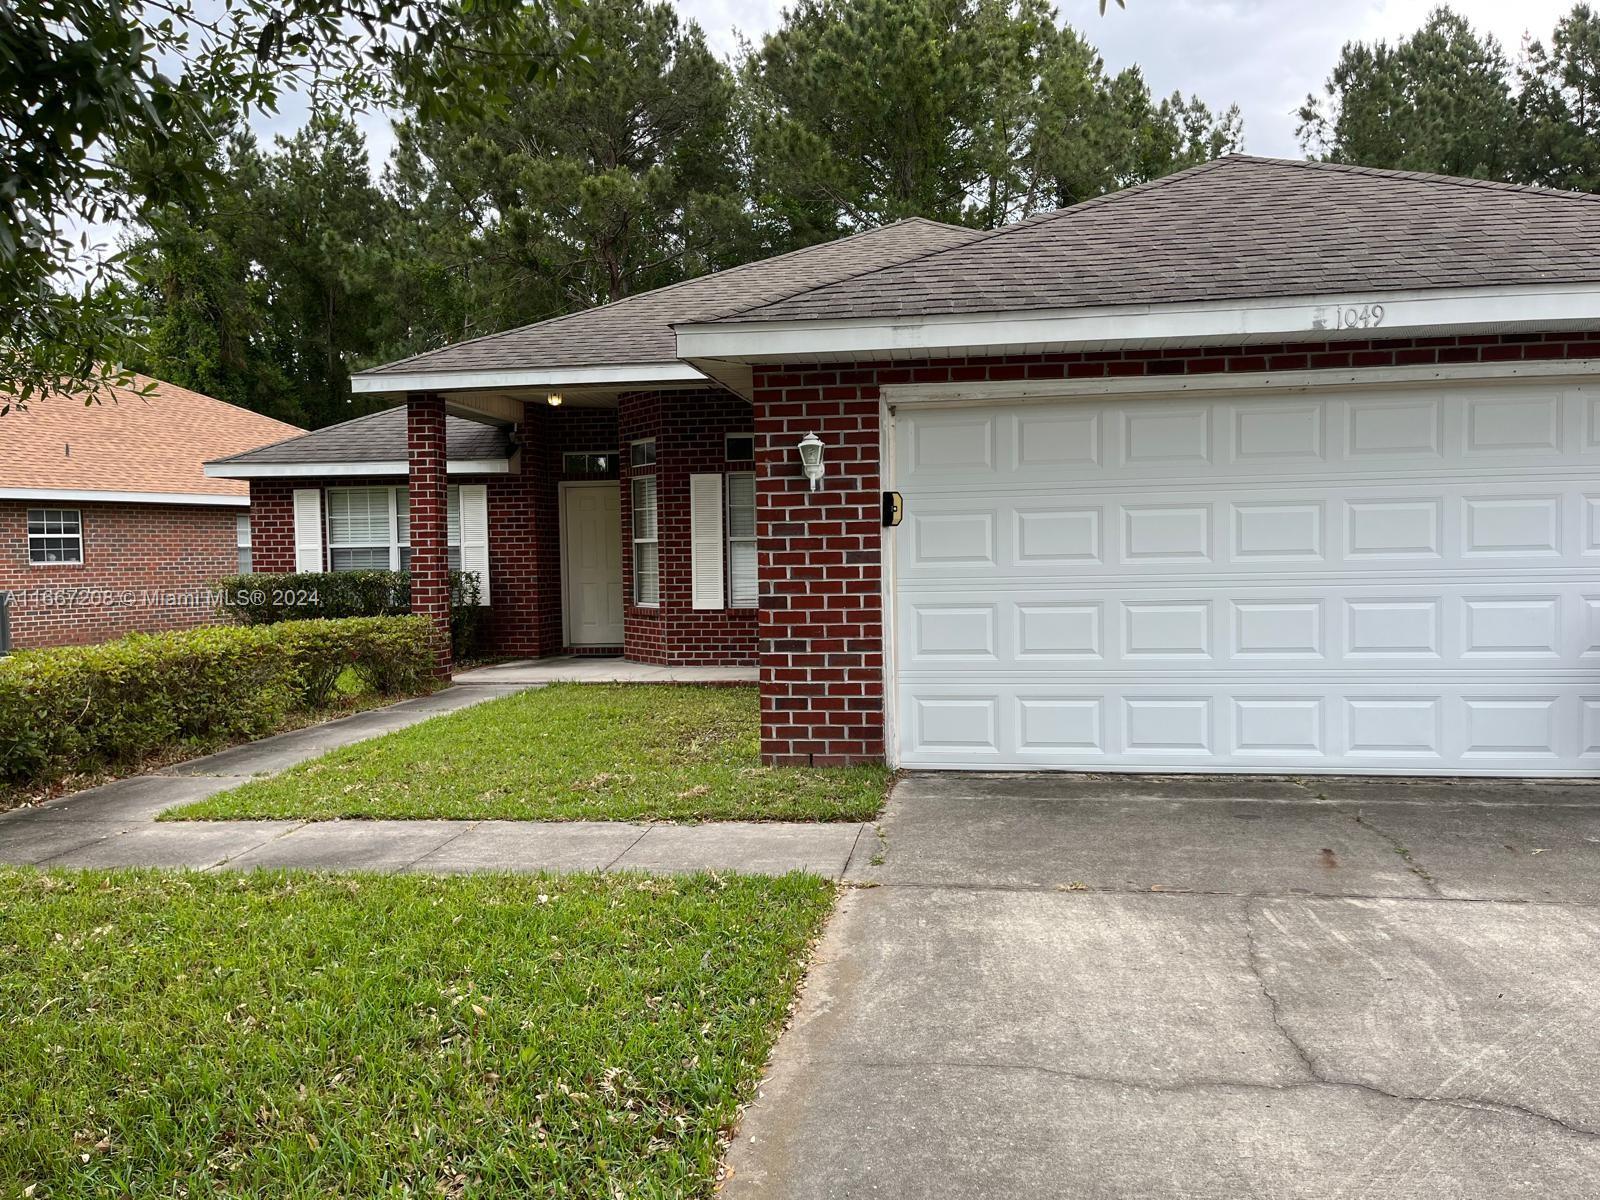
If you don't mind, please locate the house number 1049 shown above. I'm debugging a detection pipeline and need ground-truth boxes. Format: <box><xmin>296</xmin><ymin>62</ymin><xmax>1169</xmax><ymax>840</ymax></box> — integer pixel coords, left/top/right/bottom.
<box><xmin>1324</xmin><ymin>303</ymin><xmax>1385</xmax><ymax>330</ymax></box>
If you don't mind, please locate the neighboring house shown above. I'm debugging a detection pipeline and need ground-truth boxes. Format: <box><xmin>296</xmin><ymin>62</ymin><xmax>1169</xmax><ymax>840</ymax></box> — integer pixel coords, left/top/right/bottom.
<box><xmin>0</xmin><ymin>375</ymin><xmax>302</xmax><ymax>649</ymax></box>
<box><xmin>209</xmin><ymin>156</ymin><xmax>1600</xmax><ymax>776</ymax></box>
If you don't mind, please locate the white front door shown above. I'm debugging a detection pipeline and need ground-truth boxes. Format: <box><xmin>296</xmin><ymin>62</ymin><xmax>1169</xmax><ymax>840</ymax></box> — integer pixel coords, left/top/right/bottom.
<box><xmin>562</xmin><ymin>482</ymin><xmax>624</xmax><ymax>647</ymax></box>
<box><xmin>892</xmin><ymin>380</ymin><xmax>1600</xmax><ymax>776</ymax></box>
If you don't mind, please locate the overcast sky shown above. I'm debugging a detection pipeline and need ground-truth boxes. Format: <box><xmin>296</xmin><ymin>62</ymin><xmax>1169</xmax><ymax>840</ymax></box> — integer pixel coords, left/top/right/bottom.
<box><xmin>677</xmin><ymin>0</ymin><xmax>1578</xmax><ymax>158</ymax></box>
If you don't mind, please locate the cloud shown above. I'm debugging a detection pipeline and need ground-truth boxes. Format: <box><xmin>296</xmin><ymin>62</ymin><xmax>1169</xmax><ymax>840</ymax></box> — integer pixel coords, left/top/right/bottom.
<box><xmin>673</xmin><ymin>0</ymin><xmax>1578</xmax><ymax>158</ymax></box>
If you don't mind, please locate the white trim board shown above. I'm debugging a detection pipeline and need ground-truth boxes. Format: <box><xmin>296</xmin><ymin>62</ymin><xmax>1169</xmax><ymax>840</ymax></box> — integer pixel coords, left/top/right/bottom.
<box><xmin>205</xmin><ymin>459</ymin><xmax>510</xmax><ymax>479</ymax></box>
<box><xmin>350</xmin><ymin>361</ymin><xmax>706</xmax><ymax>395</ymax></box>
<box><xmin>677</xmin><ymin>283</ymin><xmax>1600</xmax><ymax>363</ymax></box>
<box><xmin>0</xmin><ymin>486</ymin><xmax>249</xmax><ymax>507</ymax></box>
<box><xmin>881</xmin><ymin>359</ymin><xmax>1600</xmax><ymax>408</ymax></box>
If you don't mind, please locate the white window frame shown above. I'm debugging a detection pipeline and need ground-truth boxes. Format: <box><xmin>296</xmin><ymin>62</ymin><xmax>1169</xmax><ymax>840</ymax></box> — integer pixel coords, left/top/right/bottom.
<box><xmin>631</xmin><ymin>474</ymin><xmax>659</xmax><ymax>607</ymax></box>
<box><xmin>629</xmin><ymin>438</ymin><xmax>657</xmax><ymax>468</ymax></box>
<box><xmin>27</xmin><ymin>508</ymin><xmax>83</xmax><ymax>565</ymax></box>
<box><xmin>727</xmin><ymin>471</ymin><xmax>756</xmax><ymax>608</ymax></box>
<box><xmin>326</xmin><ymin>485</ymin><xmax>462</xmax><ymax>573</ymax></box>
<box><xmin>236</xmin><ymin>513</ymin><xmax>253</xmax><ymax>572</ymax></box>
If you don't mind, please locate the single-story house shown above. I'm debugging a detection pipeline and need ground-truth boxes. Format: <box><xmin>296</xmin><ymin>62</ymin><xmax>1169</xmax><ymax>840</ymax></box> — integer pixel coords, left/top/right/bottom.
<box><xmin>0</xmin><ymin>375</ymin><xmax>301</xmax><ymax>649</ymax></box>
<box><xmin>207</xmin><ymin>155</ymin><xmax>1600</xmax><ymax>776</ymax></box>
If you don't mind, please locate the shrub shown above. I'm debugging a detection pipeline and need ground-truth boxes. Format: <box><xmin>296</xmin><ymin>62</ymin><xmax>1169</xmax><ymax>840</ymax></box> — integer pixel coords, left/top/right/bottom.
<box><xmin>219</xmin><ymin>570</ymin><xmax>482</xmax><ymax>658</ymax></box>
<box><xmin>0</xmin><ymin>617</ymin><xmax>434</xmax><ymax>788</ymax></box>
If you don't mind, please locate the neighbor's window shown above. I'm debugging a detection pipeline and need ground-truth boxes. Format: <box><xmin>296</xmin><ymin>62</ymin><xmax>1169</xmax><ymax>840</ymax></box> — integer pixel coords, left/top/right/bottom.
<box><xmin>727</xmin><ymin>472</ymin><xmax>756</xmax><ymax>607</ymax></box>
<box><xmin>562</xmin><ymin>451</ymin><xmax>614</xmax><ymax>476</ymax></box>
<box><xmin>629</xmin><ymin>438</ymin><xmax>656</xmax><ymax>468</ymax></box>
<box><xmin>631</xmin><ymin>475</ymin><xmax>659</xmax><ymax>605</ymax></box>
<box><xmin>236</xmin><ymin>513</ymin><xmax>252</xmax><ymax>572</ymax></box>
<box><xmin>328</xmin><ymin>486</ymin><xmax>461</xmax><ymax>572</ymax></box>
<box><xmin>726</xmin><ymin>433</ymin><xmax>754</xmax><ymax>462</ymax></box>
<box><xmin>27</xmin><ymin>508</ymin><xmax>83</xmax><ymax>564</ymax></box>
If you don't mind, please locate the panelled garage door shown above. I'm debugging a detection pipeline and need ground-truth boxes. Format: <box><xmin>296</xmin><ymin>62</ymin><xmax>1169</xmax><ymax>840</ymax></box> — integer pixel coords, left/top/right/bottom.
<box><xmin>890</xmin><ymin>379</ymin><xmax>1600</xmax><ymax>775</ymax></box>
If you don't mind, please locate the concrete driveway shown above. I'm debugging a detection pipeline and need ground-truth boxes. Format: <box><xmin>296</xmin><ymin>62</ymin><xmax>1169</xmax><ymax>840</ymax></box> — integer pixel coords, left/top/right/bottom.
<box><xmin>725</xmin><ymin>774</ymin><xmax>1600</xmax><ymax>1199</ymax></box>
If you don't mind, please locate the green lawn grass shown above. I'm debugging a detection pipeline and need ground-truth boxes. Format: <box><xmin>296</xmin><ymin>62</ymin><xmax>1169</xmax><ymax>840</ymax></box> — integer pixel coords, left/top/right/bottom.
<box><xmin>0</xmin><ymin>867</ymin><xmax>833</xmax><ymax>1198</ymax></box>
<box><xmin>168</xmin><ymin>683</ymin><xmax>889</xmax><ymax>823</ymax></box>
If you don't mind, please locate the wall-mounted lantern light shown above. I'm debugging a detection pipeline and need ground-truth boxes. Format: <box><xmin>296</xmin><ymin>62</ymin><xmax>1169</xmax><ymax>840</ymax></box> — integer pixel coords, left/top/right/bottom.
<box><xmin>547</xmin><ymin>392</ymin><xmax>564</xmax><ymax>407</ymax></box>
<box><xmin>797</xmin><ymin>431</ymin><xmax>825</xmax><ymax>491</ymax></box>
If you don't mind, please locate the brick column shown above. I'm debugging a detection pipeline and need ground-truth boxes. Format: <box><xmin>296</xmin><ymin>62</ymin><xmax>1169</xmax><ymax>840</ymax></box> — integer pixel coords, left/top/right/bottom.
<box><xmin>406</xmin><ymin>393</ymin><xmax>452</xmax><ymax>676</ymax></box>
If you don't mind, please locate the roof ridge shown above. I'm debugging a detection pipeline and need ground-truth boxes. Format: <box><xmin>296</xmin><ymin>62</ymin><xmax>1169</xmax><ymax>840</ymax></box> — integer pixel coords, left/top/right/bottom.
<box><xmin>708</xmin><ymin>159</ymin><xmax>1238</xmax><ymax>325</ymax></box>
<box><xmin>1223</xmin><ymin>153</ymin><xmax>1600</xmax><ymax>203</ymax></box>
<box><xmin>210</xmin><ymin>406</ymin><xmax>401</xmax><ymax>464</ymax></box>
<box><xmin>98</xmin><ymin>373</ymin><xmax>303</xmax><ymax>436</ymax></box>
<box><xmin>367</xmin><ymin>218</ymin><xmax>980</xmax><ymax>375</ymax></box>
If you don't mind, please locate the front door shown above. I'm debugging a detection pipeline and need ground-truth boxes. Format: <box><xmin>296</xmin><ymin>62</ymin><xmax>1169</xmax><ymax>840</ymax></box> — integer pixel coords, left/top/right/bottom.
<box><xmin>561</xmin><ymin>482</ymin><xmax>625</xmax><ymax>647</ymax></box>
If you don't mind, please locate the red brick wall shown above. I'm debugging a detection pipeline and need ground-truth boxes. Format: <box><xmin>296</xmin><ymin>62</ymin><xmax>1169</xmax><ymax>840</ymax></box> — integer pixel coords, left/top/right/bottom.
<box><xmin>0</xmin><ymin>499</ymin><xmax>241</xmax><ymax>649</ymax></box>
<box><xmin>245</xmin><ymin>406</ymin><xmax>632</xmax><ymax>660</ymax></box>
<box><xmin>619</xmin><ymin>388</ymin><xmax>760</xmax><ymax>666</ymax></box>
<box><xmin>406</xmin><ymin>396</ymin><xmax>452</xmax><ymax>674</ymax></box>
<box><xmin>527</xmin><ymin>404</ymin><xmax>624</xmax><ymax>656</ymax></box>
<box><xmin>753</xmin><ymin>330</ymin><xmax>1600</xmax><ymax>765</ymax></box>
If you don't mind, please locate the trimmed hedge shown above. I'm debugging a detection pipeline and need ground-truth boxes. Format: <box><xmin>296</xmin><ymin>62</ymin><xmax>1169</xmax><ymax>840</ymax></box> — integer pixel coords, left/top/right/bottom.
<box><xmin>218</xmin><ymin>570</ymin><xmax>482</xmax><ymax>658</ymax></box>
<box><xmin>0</xmin><ymin>617</ymin><xmax>435</xmax><ymax>788</ymax></box>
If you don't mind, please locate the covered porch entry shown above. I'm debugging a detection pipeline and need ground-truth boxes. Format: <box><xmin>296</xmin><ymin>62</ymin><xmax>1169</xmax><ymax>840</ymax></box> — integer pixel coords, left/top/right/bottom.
<box><xmin>363</xmin><ymin>382</ymin><xmax>759</xmax><ymax>675</ymax></box>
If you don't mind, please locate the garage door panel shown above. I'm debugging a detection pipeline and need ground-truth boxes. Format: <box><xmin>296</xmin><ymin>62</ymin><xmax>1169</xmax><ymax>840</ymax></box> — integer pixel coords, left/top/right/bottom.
<box><xmin>897</xmin><ymin>681</ymin><xmax>1597</xmax><ymax>772</ymax></box>
<box><xmin>899</xmin><ymin>583</ymin><xmax>1589</xmax><ymax>673</ymax></box>
<box><xmin>893</xmin><ymin>384</ymin><xmax>1600</xmax><ymax>775</ymax></box>
<box><xmin>897</xmin><ymin>483</ymin><xmax>1598</xmax><ymax>577</ymax></box>
<box><xmin>893</xmin><ymin>385</ymin><xmax>1594</xmax><ymax>494</ymax></box>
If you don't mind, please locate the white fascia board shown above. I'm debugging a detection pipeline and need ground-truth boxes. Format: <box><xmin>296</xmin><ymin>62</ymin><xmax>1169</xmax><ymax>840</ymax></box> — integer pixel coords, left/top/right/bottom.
<box><xmin>349</xmin><ymin>361</ymin><xmax>706</xmax><ymax>395</ymax></box>
<box><xmin>204</xmin><ymin>459</ymin><xmax>510</xmax><ymax>479</ymax></box>
<box><xmin>883</xmin><ymin>358</ymin><xmax>1600</xmax><ymax>407</ymax></box>
<box><xmin>675</xmin><ymin>283</ymin><xmax>1600</xmax><ymax>362</ymax></box>
<box><xmin>0</xmin><ymin>486</ymin><xmax>249</xmax><ymax>507</ymax></box>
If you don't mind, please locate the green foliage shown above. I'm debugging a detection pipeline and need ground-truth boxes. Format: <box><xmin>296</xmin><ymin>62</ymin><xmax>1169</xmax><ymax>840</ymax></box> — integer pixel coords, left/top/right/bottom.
<box><xmin>1</xmin><ymin>0</ymin><xmax>585</xmax><ymax>410</ymax></box>
<box><xmin>219</xmin><ymin>569</ymin><xmax>482</xmax><ymax>659</ymax></box>
<box><xmin>382</xmin><ymin>0</ymin><xmax>755</xmax><ymax>354</ymax></box>
<box><xmin>0</xmin><ymin>617</ymin><xmax>434</xmax><ymax>787</ymax></box>
<box><xmin>174</xmin><ymin>682</ymin><xmax>893</xmax><ymax>823</ymax></box>
<box><xmin>742</xmin><ymin>0</ymin><xmax>1240</xmax><ymax>237</ymax></box>
<box><xmin>0</xmin><ymin>869</ymin><xmax>833</xmax><ymax>1198</ymax></box>
<box><xmin>1296</xmin><ymin>7</ymin><xmax>1516</xmax><ymax>178</ymax></box>
<box><xmin>1297</xmin><ymin>2</ymin><xmax>1600</xmax><ymax>192</ymax></box>
<box><xmin>127</xmin><ymin>117</ymin><xmax>396</xmax><ymax>428</ymax></box>
<box><xmin>1520</xmin><ymin>4</ymin><xmax>1600</xmax><ymax>191</ymax></box>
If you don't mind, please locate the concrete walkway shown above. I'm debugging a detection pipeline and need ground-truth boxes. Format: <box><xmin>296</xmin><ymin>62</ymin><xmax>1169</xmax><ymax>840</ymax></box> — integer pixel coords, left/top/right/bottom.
<box><xmin>0</xmin><ymin>683</ymin><xmax>865</xmax><ymax>877</ymax></box>
<box><xmin>724</xmin><ymin>772</ymin><xmax>1600</xmax><ymax>1199</ymax></box>
<box><xmin>454</xmin><ymin>656</ymin><xmax>757</xmax><ymax>685</ymax></box>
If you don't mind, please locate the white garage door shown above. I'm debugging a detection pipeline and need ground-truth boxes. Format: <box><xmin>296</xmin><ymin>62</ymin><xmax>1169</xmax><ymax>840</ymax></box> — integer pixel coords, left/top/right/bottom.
<box><xmin>891</xmin><ymin>380</ymin><xmax>1600</xmax><ymax>775</ymax></box>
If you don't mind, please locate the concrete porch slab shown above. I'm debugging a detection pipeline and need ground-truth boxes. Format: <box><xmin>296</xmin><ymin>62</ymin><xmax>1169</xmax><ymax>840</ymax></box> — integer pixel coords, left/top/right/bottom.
<box><xmin>452</xmin><ymin>656</ymin><xmax>757</xmax><ymax>685</ymax></box>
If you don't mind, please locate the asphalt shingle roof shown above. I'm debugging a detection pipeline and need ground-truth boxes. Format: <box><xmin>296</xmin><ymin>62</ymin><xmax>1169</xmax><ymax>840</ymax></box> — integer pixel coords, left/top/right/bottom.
<box><xmin>0</xmin><ymin>375</ymin><xmax>301</xmax><ymax>498</ymax></box>
<box><xmin>711</xmin><ymin>156</ymin><xmax>1600</xmax><ymax>325</ymax></box>
<box><xmin>359</xmin><ymin>218</ymin><xmax>981</xmax><ymax>377</ymax></box>
<box><xmin>210</xmin><ymin>408</ymin><xmax>510</xmax><ymax>467</ymax></box>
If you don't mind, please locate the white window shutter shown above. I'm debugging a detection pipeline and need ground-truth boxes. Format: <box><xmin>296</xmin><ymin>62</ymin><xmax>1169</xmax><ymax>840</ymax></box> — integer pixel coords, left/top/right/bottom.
<box><xmin>293</xmin><ymin>488</ymin><xmax>323</xmax><ymax>572</ymax></box>
<box><xmin>458</xmin><ymin>483</ymin><xmax>491</xmax><ymax>605</ymax></box>
<box><xmin>690</xmin><ymin>473</ymin><xmax>724</xmax><ymax>610</ymax></box>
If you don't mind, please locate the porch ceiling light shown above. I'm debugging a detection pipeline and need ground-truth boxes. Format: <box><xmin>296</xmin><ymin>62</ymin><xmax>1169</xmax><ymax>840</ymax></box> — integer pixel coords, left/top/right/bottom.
<box><xmin>546</xmin><ymin>392</ymin><xmax>564</xmax><ymax>407</ymax></box>
<box><xmin>797</xmin><ymin>431</ymin><xmax>825</xmax><ymax>491</ymax></box>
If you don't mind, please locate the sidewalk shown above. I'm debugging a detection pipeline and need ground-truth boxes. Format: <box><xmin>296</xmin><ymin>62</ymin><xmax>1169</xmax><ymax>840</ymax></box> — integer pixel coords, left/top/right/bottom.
<box><xmin>0</xmin><ymin>684</ymin><xmax>867</xmax><ymax>878</ymax></box>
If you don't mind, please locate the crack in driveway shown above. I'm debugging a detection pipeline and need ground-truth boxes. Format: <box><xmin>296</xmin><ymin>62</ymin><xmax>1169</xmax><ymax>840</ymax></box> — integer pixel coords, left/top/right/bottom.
<box><xmin>1239</xmin><ymin>899</ymin><xmax>1599</xmax><ymax>1142</ymax></box>
<box><xmin>792</xmin><ymin>1054</ymin><xmax>1600</xmax><ymax>1142</ymax></box>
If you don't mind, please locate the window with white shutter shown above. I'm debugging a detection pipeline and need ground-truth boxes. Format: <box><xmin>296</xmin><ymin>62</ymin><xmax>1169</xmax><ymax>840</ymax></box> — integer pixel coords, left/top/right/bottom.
<box><xmin>689</xmin><ymin>473</ymin><xmax>724</xmax><ymax>610</ymax></box>
<box><xmin>292</xmin><ymin>489</ymin><xmax>323</xmax><ymax>571</ymax></box>
<box><xmin>631</xmin><ymin>475</ymin><xmax>658</xmax><ymax>605</ymax></box>
<box><xmin>327</xmin><ymin>487</ymin><xmax>396</xmax><ymax>570</ymax></box>
<box><xmin>236</xmin><ymin>514</ymin><xmax>253</xmax><ymax>572</ymax></box>
<box><xmin>328</xmin><ymin>485</ymin><xmax>467</xmax><ymax>573</ymax></box>
<box><xmin>456</xmin><ymin>484</ymin><xmax>490</xmax><ymax>604</ymax></box>
<box><xmin>727</xmin><ymin>472</ymin><xmax>756</xmax><ymax>608</ymax></box>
